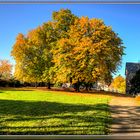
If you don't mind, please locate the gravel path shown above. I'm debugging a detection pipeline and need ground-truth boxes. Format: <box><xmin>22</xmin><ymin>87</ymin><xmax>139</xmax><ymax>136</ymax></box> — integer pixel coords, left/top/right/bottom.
<box><xmin>109</xmin><ymin>96</ymin><xmax>140</xmax><ymax>135</ymax></box>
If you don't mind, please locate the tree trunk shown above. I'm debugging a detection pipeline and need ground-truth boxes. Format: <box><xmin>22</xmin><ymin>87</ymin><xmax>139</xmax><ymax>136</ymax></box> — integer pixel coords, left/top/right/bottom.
<box><xmin>47</xmin><ymin>82</ymin><xmax>51</xmax><ymax>89</ymax></box>
<box><xmin>89</xmin><ymin>83</ymin><xmax>92</xmax><ymax>91</ymax></box>
<box><xmin>76</xmin><ymin>79</ymin><xmax>80</xmax><ymax>92</ymax></box>
<box><xmin>45</xmin><ymin>82</ymin><xmax>47</xmax><ymax>88</ymax></box>
<box><xmin>35</xmin><ymin>82</ymin><xmax>37</xmax><ymax>88</ymax></box>
<box><xmin>85</xmin><ymin>83</ymin><xmax>88</xmax><ymax>91</ymax></box>
<box><xmin>77</xmin><ymin>84</ymin><xmax>80</xmax><ymax>92</ymax></box>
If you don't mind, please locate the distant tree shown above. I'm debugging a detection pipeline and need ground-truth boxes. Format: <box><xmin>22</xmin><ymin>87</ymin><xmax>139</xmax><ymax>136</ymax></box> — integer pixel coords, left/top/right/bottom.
<box><xmin>0</xmin><ymin>59</ymin><xmax>12</xmax><ymax>80</ymax></box>
<box><xmin>110</xmin><ymin>75</ymin><xmax>126</xmax><ymax>93</ymax></box>
<box><xmin>130</xmin><ymin>69</ymin><xmax>140</xmax><ymax>94</ymax></box>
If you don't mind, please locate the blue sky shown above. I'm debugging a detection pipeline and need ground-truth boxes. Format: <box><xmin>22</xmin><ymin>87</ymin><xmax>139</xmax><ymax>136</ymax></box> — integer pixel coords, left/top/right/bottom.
<box><xmin>0</xmin><ymin>4</ymin><xmax>140</xmax><ymax>77</ymax></box>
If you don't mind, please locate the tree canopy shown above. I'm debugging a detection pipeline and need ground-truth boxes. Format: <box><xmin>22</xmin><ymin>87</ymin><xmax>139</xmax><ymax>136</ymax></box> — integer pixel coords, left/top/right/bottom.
<box><xmin>11</xmin><ymin>8</ymin><xmax>125</xmax><ymax>91</ymax></box>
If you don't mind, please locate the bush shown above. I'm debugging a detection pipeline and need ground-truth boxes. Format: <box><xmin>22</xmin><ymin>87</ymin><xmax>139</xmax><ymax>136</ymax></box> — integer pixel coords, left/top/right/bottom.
<box><xmin>0</xmin><ymin>79</ymin><xmax>22</xmax><ymax>87</ymax></box>
<box><xmin>0</xmin><ymin>79</ymin><xmax>9</xmax><ymax>87</ymax></box>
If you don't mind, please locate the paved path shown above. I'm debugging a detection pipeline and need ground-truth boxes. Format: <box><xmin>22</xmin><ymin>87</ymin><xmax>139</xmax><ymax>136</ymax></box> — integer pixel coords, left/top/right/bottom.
<box><xmin>109</xmin><ymin>96</ymin><xmax>140</xmax><ymax>135</ymax></box>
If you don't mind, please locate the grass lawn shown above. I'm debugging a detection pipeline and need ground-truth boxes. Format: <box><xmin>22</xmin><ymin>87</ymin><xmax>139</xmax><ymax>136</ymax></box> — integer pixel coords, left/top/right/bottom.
<box><xmin>0</xmin><ymin>88</ymin><xmax>112</xmax><ymax>135</ymax></box>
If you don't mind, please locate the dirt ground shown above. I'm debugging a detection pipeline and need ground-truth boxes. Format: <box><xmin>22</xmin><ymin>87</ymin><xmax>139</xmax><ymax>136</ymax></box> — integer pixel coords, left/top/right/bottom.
<box><xmin>109</xmin><ymin>96</ymin><xmax>140</xmax><ymax>135</ymax></box>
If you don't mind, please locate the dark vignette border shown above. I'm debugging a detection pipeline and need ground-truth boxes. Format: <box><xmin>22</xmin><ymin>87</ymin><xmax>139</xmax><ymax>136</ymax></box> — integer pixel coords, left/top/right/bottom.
<box><xmin>0</xmin><ymin>0</ymin><xmax>140</xmax><ymax>4</ymax></box>
<box><xmin>0</xmin><ymin>1</ymin><xmax>140</xmax><ymax>140</ymax></box>
<box><xmin>1</xmin><ymin>135</ymin><xmax>140</xmax><ymax>139</ymax></box>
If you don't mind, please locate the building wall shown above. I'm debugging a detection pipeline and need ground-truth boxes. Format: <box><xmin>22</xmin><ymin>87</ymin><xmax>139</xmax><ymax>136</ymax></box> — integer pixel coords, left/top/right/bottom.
<box><xmin>125</xmin><ymin>63</ymin><xmax>140</xmax><ymax>94</ymax></box>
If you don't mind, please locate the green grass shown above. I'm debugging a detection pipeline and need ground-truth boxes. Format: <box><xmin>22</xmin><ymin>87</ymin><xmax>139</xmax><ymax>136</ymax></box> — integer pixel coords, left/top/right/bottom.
<box><xmin>0</xmin><ymin>88</ymin><xmax>112</xmax><ymax>135</ymax></box>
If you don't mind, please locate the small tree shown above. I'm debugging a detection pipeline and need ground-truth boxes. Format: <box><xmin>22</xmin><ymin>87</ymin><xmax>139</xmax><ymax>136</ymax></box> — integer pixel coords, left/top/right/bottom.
<box><xmin>110</xmin><ymin>75</ymin><xmax>126</xmax><ymax>93</ymax></box>
<box><xmin>0</xmin><ymin>59</ymin><xmax>12</xmax><ymax>80</ymax></box>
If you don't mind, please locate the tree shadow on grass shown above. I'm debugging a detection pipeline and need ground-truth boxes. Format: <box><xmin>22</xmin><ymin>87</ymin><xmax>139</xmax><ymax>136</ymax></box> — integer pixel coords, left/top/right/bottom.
<box><xmin>0</xmin><ymin>99</ymin><xmax>109</xmax><ymax>116</ymax></box>
<box><xmin>0</xmin><ymin>99</ymin><xmax>111</xmax><ymax>135</ymax></box>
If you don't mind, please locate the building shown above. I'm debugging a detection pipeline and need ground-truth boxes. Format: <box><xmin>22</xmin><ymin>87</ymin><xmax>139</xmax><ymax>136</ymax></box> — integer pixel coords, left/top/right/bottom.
<box><xmin>125</xmin><ymin>62</ymin><xmax>140</xmax><ymax>94</ymax></box>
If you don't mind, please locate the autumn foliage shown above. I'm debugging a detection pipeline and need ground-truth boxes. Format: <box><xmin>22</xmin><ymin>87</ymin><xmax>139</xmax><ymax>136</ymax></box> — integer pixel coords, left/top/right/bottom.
<box><xmin>110</xmin><ymin>75</ymin><xmax>126</xmax><ymax>93</ymax></box>
<box><xmin>11</xmin><ymin>9</ymin><xmax>125</xmax><ymax>91</ymax></box>
<box><xmin>0</xmin><ymin>59</ymin><xmax>12</xmax><ymax>80</ymax></box>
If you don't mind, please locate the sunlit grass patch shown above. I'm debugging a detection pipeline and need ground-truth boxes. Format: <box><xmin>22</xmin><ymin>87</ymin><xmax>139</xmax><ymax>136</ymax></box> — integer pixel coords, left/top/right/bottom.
<box><xmin>0</xmin><ymin>88</ymin><xmax>111</xmax><ymax>135</ymax></box>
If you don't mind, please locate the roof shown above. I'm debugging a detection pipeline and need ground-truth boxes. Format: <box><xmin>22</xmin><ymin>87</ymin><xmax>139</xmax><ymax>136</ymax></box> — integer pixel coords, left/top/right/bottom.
<box><xmin>125</xmin><ymin>62</ymin><xmax>140</xmax><ymax>75</ymax></box>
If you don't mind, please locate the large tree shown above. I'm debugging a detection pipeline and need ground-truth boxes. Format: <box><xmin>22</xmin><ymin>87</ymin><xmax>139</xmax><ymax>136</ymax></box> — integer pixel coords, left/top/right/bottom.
<box><xmin>11</xmin><ymin>9</ymin><xmax>77</xmax><ymax>88</ymax></box>
<box><xmin>53</xmin><ymin>17</ymin><xmax>125</xmax><ymax>91</ymax></box>
<box><xmin>11</xmin><ymin>24</ymin><xmax>55</xmax><ymax>88</ymax></box>
<box><xmin>11</xmin><ymin>9</ymin><xmax>124</xmax><ymax>91</ymax></box>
